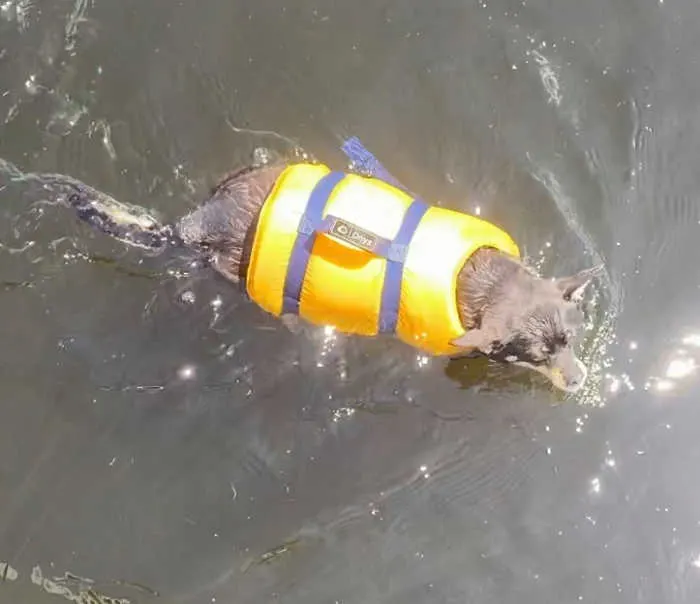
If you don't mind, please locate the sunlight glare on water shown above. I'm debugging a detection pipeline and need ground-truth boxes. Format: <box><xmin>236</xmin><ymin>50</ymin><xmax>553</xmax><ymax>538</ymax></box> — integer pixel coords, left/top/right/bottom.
<box><xmin>637</xmin><ymin>330</ymin><xmax>700</xmax><ymax>396</ymax></box>
<box><xmin>177</xmin><ymin>364</ymin><xmax>197</xmax><ymax>381</ymax></box>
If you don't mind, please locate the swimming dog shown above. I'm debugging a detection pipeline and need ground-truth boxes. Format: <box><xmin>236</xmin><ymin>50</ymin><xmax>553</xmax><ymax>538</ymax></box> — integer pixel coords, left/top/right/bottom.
<box><xmin>49</xmin><ymin>157</ymin><xmax>602</xmax><ymax>394</ymax></box>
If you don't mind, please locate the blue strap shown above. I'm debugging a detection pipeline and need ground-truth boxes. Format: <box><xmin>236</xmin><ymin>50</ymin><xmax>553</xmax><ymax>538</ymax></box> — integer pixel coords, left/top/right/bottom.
<box><xmin>306</xmin><ymin>203</ymin><xmax>429</xmax><ymax>334</ymax></box>
<box><xmin>377</xmin><ymin>200</ymin><xmax>429</xmax><ymax>333</ymax></box>
<box><xmin>282</xmin><ymin>140</ymin><xmax>428</xmax><ymax>335</ymax></box>
<box><xmin>340</xmin><ymin>136</ymin><xmax>427</xmax><ymax>332</ymax></box>
<box><xmin>282</xmin><ymin>171</ymin><xmax>345</xmax><ymax>315</ymax></box>
<box><xmin>341</xmin><ymin>136</ymin><xmax>409</xmax><ymax>193</ymax></box>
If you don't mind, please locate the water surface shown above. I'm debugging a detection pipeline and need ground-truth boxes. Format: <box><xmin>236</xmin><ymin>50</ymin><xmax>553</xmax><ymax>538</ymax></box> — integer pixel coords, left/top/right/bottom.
<box><xmin>2</xmin><ymin>0</ymin><xmax>700</xmax><ymax>602</ymax></box>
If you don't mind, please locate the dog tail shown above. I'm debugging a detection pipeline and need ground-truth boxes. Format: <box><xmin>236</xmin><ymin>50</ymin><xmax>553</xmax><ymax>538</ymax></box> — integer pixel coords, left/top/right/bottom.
<box><xmin>45</xmin><ymin>175</ymin><xmax>182</xmax><ymax>251</ymax></box>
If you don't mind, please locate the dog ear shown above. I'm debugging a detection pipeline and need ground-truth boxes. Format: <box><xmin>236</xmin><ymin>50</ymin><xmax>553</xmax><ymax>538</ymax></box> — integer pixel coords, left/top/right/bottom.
<box><xmin>556</xmin><ymin>264</ymin><xmax>604</xmax><ymax>303</ymax></box>
<box><xmin>451</xmin><ymin>327</ymin><xmax>499</xmax><ymax>354</ymax></box>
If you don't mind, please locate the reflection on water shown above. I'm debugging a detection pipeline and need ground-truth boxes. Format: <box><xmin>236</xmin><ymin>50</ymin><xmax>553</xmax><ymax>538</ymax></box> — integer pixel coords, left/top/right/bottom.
<box><xmin>3</xmin><ymin>0</ymin><xmax>700</xmax><ymax>602</ymax></box>
<box><xmin>643</xmin><ymin>330</ymin><xmax>700</xmax><ymax>395</ymax></box>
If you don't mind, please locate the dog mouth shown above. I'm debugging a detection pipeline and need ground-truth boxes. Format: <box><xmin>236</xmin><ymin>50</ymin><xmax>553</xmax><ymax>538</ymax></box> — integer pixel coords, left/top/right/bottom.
<box><xmin>548</xmin><ymin>358</ymin><xmax>588</xmax><ymax>393</ymax></box>
<box><xmin>514</xmin><ymin>357</ymin><xmax>588</xmax><ymax>394</ymax></box>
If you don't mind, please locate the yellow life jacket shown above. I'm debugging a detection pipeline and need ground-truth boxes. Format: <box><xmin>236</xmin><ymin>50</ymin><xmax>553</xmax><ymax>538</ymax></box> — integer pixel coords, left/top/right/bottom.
<box><xmin>245</xmin><ymin>163</ymin><xmax>520</xmax><ymax>356</ymax></box>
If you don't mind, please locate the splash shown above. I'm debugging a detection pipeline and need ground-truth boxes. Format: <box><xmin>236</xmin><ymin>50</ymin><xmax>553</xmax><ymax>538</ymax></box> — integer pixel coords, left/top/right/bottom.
<box><xmin>316</xmin><ymin>325</ymin><xmax>339</xmax><ymax>369</ymax></box>
<box><xmin>46</xmin><ymin>92</ymin><xmax>88</xmax><ymax>135</ymax></box>
<box><xmin>0</xmin><ymin>0</ymin><xmax>33</xmax><ymax>30</ymax></box>
<box><xmin>30</xmin><ymin>565</ymin><xmax>132</xmax><ymax>603</ymax></box>
<box><xmin>87</xmin><ymin>119</ymin><xmax>117</xmax><ymax>160</ymax></box>
<box><xmin>0</xmin><ymin>156</ymin><xmax>25</xmax><ymax>181</ymax></box>
<box><xmin>0</xmin><ymin>561</ymin><xmax>18</xmax><ymax>581</ymax></box>
<box><xmin>65</xmin><ymin>0</ymin><xmax>93</xmax><ymax>52</ymax></box>
<box><xmin>530</xmin><ymin>49</ymin><xmax>562</xmax><ymax>107</ymax></box>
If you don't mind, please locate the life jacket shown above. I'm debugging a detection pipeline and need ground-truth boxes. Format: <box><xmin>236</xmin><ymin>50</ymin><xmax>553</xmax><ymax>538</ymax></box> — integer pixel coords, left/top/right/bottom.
<box><xmin>245</xmin><ymin>163</ymin><xmax>520</xmax><ymax>356</ymax></box>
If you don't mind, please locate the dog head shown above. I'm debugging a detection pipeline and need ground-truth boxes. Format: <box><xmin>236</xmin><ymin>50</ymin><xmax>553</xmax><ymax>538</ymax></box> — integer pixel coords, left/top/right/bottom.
<box><xmin>451</xmin><ymin>265</ymin><xmax>603</xmax><ymax>393</ymax></box>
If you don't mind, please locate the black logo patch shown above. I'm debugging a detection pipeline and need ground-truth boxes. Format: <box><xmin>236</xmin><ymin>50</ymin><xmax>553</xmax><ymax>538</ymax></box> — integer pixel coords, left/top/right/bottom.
<box><xmin>329</xmin><ymin>218</ymin><xmax>379</xmax><ymax>253</ymax></box>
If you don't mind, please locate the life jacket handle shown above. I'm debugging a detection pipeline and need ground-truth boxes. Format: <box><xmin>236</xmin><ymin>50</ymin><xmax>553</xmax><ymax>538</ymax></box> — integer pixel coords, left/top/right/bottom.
<box><xmin>340</xmin><ymin>136</ymin><xmax>409</xmax><ymax>194</ymax></box>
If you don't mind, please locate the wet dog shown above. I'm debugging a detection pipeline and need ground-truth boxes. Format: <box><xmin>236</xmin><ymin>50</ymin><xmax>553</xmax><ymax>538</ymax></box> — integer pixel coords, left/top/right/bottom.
<box><xmin>51</xmin><ymin>160</ymin><xmax>602</xmax><ymax>393</ymax></box>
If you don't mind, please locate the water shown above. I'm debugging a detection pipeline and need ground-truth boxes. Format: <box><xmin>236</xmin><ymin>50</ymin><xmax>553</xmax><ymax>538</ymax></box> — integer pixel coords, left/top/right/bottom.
<box><xmin>2</xmin><ymin>0</ymin><xmax>700</xmax><ymax>602</ymax></box>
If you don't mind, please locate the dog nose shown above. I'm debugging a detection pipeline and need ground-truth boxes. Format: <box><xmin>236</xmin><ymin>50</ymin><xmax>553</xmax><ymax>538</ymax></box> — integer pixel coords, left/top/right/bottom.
<box><xmin>567</xmin><ymin>373</ymin><xmax>584</xmax><ymax>390</ymax></box>
<box><xmin>548</xmin><ymin>356</ymin><xmax>588</xmax><ymax>393</ymax></box>
<box><xmin>564</xmin><ymin>358</ymin><xmax>588</xmax><ymax>393</ymax></box>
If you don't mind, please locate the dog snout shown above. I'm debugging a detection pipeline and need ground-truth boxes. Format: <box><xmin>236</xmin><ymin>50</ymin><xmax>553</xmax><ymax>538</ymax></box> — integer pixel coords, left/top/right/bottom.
<box><xmin>549</xmin><ymin>353</ymin><xmax>588</xmax><ymax>393</ymax></box>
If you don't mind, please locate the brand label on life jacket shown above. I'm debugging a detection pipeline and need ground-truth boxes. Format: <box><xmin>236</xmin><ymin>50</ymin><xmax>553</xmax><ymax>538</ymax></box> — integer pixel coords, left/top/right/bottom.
<box><xmin>329</xmin><ymin>218</ymin><xmax>379</xmax><ymax>253</ymax></box>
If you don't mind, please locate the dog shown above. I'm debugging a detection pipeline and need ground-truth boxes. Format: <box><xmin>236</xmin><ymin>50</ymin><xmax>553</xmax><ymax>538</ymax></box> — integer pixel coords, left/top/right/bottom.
<box><xmin>47</xmin><ymin>154</ymin><xmax>602</xmax><ymax>394</ymax></box>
